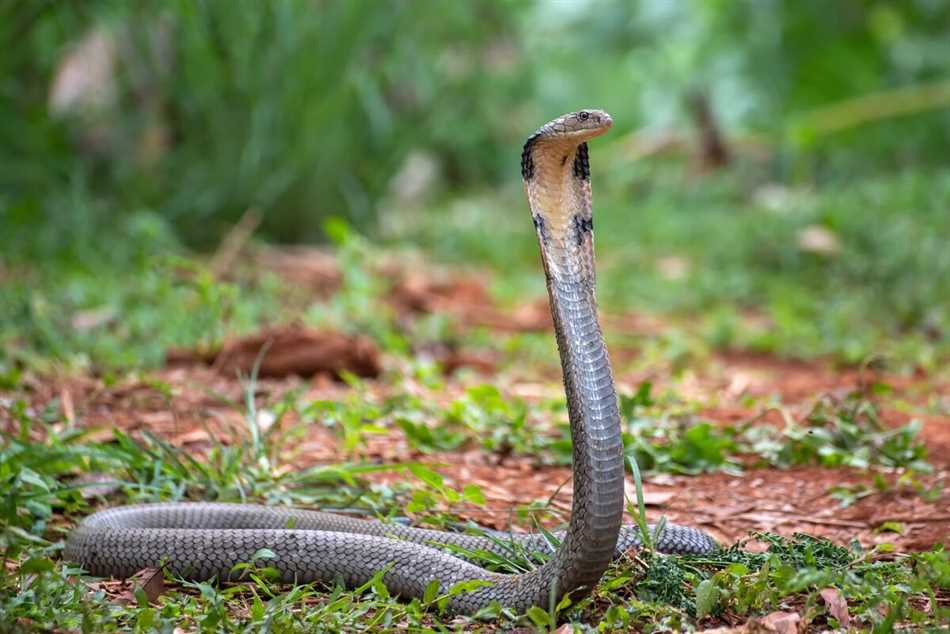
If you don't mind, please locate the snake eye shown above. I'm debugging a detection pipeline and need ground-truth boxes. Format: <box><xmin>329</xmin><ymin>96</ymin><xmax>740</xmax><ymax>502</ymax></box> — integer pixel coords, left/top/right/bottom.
<box><xmin>578</xmin><ymin>111</ymin><xmax>590</xmax><ymax>121</ymax></box>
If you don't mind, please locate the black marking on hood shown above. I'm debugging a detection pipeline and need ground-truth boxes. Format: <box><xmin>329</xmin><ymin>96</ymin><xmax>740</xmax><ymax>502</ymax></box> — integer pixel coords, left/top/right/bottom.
<box><xmin>532</xmin><ymin>213</ymin><xmax>548</xmax><ymax>244</ymax></box>
<box><xmin>521</xmin><ymin>133</ymin><xmax>540</xmax><ymax>180</ymax></box>
<box><xmin>573</xmin><ymin>142</ymin><xmax>590</xmax><ymax>180</ymax></box>
<box><xmin>572</xmin><ymin>215</ymin><xmax>593</xmax><ymax>246</ymax></box>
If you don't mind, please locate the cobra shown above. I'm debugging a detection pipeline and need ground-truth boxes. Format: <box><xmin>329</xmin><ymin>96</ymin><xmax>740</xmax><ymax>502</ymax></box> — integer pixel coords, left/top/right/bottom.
<box><xmin>65</xmin><ymin>110</ymin><xmax>717</xmax><ymax>615</ymax></box>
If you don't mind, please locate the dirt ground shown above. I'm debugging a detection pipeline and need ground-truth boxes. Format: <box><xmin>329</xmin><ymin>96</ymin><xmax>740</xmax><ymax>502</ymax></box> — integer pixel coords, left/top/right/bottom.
<box><xmin>9</xmin><ymin>338</ymin><xmax>948</xmax><ymax>557</ymax></box>
<box><xmin>4</xmin><ymin>256</ymin><xmax>948</xmax><ymax>558</ymax></box>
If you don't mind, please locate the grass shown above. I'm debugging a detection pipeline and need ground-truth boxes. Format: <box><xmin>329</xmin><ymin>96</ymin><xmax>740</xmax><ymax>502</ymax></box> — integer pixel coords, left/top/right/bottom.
<box><xmin>0</xmin><ymin>150</ymin><xmax>947</xmax><ymax>632</ymax></box>
<box><xmin>1</xmin><ymin>354</ymin><xmax>946</xmax><ymax>630</ymax></box>
<box><xmin>4</xmin><ymin>166</ymin><xmax>950</xmax><ymax>374</ymax></box>
<box><xmin>0</xmin><ymin>170</ymin><xmax>947</xmax><ymax>629</ymax></box>
<box><xmin>386</xmin><ymin>166</ymin><xmax>950</xmax><ymax>369</ymax></box>
<box><xmin>0</xmin><ymin>208</ymin><xmax>289</xmax><ymax>373</ymax></box>
<box><xmin>391</xmin><ymin>377</ymin><xmax>933</xmax><ymax>482</ymax></box>
<box><xmin>3</xmin><ymin>4</ymin><xmax>949</xmax><ymax>629</ymax></box>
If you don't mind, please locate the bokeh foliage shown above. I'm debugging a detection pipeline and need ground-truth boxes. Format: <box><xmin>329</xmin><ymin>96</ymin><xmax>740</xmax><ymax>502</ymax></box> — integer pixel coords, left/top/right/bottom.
<box><xmin>4</xmin><ymin>0</ymin><xmax>950</xmax><ymax>247</ymax></box>
<box><xmin>1</xmin><ymin>0</ymin><xmax>532</xmax><ymax>248</ymax></box>
<box><xmin>1</xmin><ymin>0</ymin><xmax>949</xmax><ymax>368</ymax></box>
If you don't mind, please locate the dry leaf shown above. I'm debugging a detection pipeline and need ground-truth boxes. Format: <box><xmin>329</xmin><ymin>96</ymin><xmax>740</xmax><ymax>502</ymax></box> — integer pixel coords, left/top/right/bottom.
<box><xmin>797</xmin><ymin>225</ymin><xmax>839</xmax><ymax>255</ymax></box>
<box><xmin>169</xmin><ymin>325</ymin><xmax>381</xmax><ymax>380</ymax></box>
<box><xmin>171</xmin><ymin>428</ymin><xmax>212</xmax><ymax>445</ymax></box>
<box><xmin>71</xmin><ymin>307</ymin><xmax>116</xmax><ymax>331</ymax></box>
<box><xmin>130</xmin><ymin>567</ymin><xmax>166</xmax><ymax>604</ymax></box>
<box><xmin>60</xmin><ymin>388</ymin><xmax>76</xmax><ymax>425</ymax></box>
<box><xmin>819</xmin><ymin>587</ymin><xmax>850</xmax><ymax>628</ymax></box>
<box><xmin>646</xmin><ymin>474</ymin><xmax>678</xmax><ymax>486</ymax></box>
<box><xmin>748</xmin><ymin>611</ymin><xmax>801</xmax><ymax>634</ymax></box>
<box><xmin>656</xmin><ymin>255</ymin><xmax>690</xmax><ymax>280</ymax></box>
<box><xmin>624</xmin><ymin>481</ymin><xmax>675</xmax><ymax>506</ymax></box>
<box><xmin>75</xmin><ymin>473</ymin><xmax>121</xmax><ymax>499</ymax></box>
<box><xmin>83</xmin><ymin>426</ymin><xmax>117</xmax><ymax>443</ymax></box>
<box><xmin>49</xmin><ymin>28</ymin><xmax>117</xmax><ymax>115</ymax></box>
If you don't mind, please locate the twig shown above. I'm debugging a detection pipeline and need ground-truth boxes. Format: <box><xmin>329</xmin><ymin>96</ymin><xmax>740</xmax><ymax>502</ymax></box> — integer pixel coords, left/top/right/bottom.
<box><xmin>662</xmin><ymin>504</ymin><xmax>756</xmax><ymax>520</ymax></box>
<box><xmin>793</xmin><ymin>79</ymin><xmax>950</xmax><ymax>139</ymax></box>
<box><xmin>543</xmin><ymin>473</ymin><xmax>573</xmax><ymax>508</ymax></box>
<box><xmin>59</xmin><ymin>388</ymin><xmax>75</xmax><ymax>426</ymax></box>
<box><xmin>686</xmin><ymin>88</ymin><xmax>730</xmax><ymax>169</ymax></box>
<box><xmin>872</xmin><ymin>515</ymin><xmax>950</xmax><ymax>524</ymax></box>
<box><xmin>210</xmin><ymin>208</ymin><xmax>261</xmax><ymax>276</ymax></box>
<box><xmin>733</xmin><ymin>509</ymin><xmax>868</xmax><ymax>529</ymax></box>
<box><xmin>790</xmin><ymin>516</ymin><xmax>868</xmax><ymax>529</ymax></box>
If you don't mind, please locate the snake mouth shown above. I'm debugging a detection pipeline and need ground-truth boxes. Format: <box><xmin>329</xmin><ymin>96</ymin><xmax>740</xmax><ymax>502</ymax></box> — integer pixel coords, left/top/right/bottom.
<box><xmin>583</xmin><ymin>110</ymin><xmax>613</xmax><ymax>130</ymax></box>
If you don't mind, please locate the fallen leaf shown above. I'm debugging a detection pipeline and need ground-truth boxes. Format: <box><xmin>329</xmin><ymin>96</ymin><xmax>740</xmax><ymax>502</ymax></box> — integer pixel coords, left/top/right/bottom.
<box><xmin>624</xmin><ymin>481</ymin><xmax>675</xmax><ymax>506</ymax></box>
<box><xmin>130</xmin><ymin>567</ymin><xmax>165</xmax><ymax>604</ymax></box>
<box><xmin>646</xmin><ymin>474</ymin><xmax>678</xmax><ymax>486</ymax></box>
<box><xmin>656</xmin><ymin>255</ymin><xmax>690</xmax><ymax>280</ymax></box>
<box><xmin>169</xmin><ymin>325</ymin><xmax>381</xmax><ymax>379</ymax></box>
<box><xmin>171</xmin><ymin>428</ymin><xmax>212</xmax><ymax>445</ymax></box>
<box><xmin>70</xmin><ymin>307</ymin><xmax>116</xmax><ymax>331</ymax></box>
<box><xmin>797</xmin><ymin>225</ymin><xmax>839</xmax><ymax>256</ymax></box>
<box><xmin>747</xmin><ymin>611</ymin><xmax>801</xmax><ymax>634</ymax></box>
<box><xmin>60</xmin><ymin>388</ymin><xmax>75</xmax><ymax>425</ymax></box>
<box><xmin>258</xmin><ymin>246</ymin><xmax>341</xmax><ymax>296</ymax></box>
<box><xmin>82</xmin><ymin>426</ymin><xmax>117</xmax><ymax>443</ymax></box>
<box><xmin>49</xmin><ymin>28</ymin><xmax>117</xmax><ymax>115</ymax></box>
<box><xmin>819</xmin><ymin>587</ymin><xmax>850</xmax><ymax>628</ymax></box>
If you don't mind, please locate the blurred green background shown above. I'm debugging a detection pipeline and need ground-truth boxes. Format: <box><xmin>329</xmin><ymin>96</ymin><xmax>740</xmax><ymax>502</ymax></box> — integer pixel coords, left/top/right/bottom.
<box><xmin>2</xmin><ymin>0</ymin><xmax>949</xmax><ymax>370</ymax></box>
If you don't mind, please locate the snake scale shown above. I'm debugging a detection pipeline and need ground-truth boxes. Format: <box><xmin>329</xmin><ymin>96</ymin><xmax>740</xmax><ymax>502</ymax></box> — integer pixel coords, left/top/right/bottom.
<box><xmin>65</xmin><ymin>110</ymin><xmax>718</xmax><ymax>615</ymax></box>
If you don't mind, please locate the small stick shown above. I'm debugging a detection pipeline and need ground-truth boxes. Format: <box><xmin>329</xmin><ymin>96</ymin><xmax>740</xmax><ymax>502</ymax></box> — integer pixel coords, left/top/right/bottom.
<box><xmin>210</xmin><ymin>208</ymin><xmax>261</xmax><ymax>276</ymax></box>
<box><xmin>872</xmin><ymin>515</ymin><xmax>950</xmax><ymax>524</ymax></box>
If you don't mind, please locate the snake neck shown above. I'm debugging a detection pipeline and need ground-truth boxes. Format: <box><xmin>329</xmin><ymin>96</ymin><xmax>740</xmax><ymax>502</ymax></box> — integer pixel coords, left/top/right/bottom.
<box><xmin>525</xmin><ymin>139</ymin><xmax>624</xmax><ymax>600</ymax></box>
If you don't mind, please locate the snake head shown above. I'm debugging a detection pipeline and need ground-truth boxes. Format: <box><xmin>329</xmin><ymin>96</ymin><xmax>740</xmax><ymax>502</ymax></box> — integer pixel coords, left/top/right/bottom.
<box><xmin>531</xmin><ymin>109</ymin><xmax>613</xmax><ymax>144</ymax></box>
<box><xmin>521</xmin><ymin>110</ymin><xmax>612</xmax><ymax>181</ymax></box>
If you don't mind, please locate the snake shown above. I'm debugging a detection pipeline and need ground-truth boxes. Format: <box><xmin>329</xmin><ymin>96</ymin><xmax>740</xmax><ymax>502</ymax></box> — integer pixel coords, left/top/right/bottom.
<box><xmin>65</xmin><ymin>110</ymin><xmax>718</xmax><ymax>615</ymax></box>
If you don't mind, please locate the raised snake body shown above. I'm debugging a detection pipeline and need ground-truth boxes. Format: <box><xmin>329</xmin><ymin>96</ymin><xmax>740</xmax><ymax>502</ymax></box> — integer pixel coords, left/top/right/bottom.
<box><xmin>65</xmin><ymin>110</ymin><xmax>717</xmax><ymax>615</ymax></box>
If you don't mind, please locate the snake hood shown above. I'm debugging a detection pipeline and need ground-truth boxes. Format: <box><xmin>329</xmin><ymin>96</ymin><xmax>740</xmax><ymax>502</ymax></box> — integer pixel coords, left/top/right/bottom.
<box><xmin>521</xmin><ymin>109</ymin><xmax>611</xmax><ymax>289</ymax></box>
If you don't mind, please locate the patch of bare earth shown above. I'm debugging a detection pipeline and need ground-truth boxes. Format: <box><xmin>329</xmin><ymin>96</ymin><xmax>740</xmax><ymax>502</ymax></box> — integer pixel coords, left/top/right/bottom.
<box><xmin>7</xmin><ymin>335</ymin><xmax>947</xmax><ymax>554</ymax></box>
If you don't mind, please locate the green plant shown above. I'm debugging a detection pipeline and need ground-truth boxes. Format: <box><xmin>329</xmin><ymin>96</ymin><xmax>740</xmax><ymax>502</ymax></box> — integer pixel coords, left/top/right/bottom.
<box><xmin>305</xmin><ymin>219</ymin><xmax>408</xmax><ymax>354</ymax></box>
<box><xmin>442</xmin><ymin>384</ymin><xmax>541</xmax><ymax>455</ymax></box>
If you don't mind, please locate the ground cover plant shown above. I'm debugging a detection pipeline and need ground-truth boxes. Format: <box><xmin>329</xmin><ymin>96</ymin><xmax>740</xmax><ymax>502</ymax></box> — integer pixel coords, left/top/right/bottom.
<box><xmin>1</xmin><ymin>235</ymin><xmax>948</xmax><ymax>630</ymax></box>
<box><xmin>2</xmin><ymin>1</ymin><xmax>950</xmax><ymax>631</ymax></box>
<box><xmin>1</xmin><ymin>340</ymin><xmax>948</xmax><ymax>631</ymax></box>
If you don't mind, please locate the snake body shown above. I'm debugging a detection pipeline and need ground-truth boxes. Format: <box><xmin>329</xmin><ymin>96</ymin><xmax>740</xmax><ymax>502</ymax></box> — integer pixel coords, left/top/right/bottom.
<box><xmin>66</xmin><ymin>110</ymin><xmax>717</xmax><ymax>615</ymax></box>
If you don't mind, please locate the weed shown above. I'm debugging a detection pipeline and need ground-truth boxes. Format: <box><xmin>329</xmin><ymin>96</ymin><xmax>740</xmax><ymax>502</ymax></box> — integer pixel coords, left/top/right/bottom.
<box><xmin>570</xmin><ymin>534</ymin><xmax>949</xmax><ymax>632</ymax></box>
<box><xmin>744</xmin><ymin>394</ymin><xmax>930</xmax><ymax>471</ymax></box>
<box><xmin>396</xmin><ymin>169</ymin><xmax>950</xmax><ymax>368</ymax></box>
<box><xmin>0</xmin><ymin>247</ymin><xmax>286</xmax><ymax>372</ymax></box>
<box><xmin>443</xmin><ymin>384</ymin><xmax>536</xmax><ymax>455</ymax></box>
<box><xmin>2</xmin><ymin>375</ymin><xmax>946</xmax><ymax>631</ymax></box>
<box><xmin>618</xmin><ymin>383</ymin><xmax>931</xmax><ymax>476</ymax></box>
<box><xmin>306</xmin><ymin>219</ymin><xmax>408</xmax><ymax>355</ymax></box>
